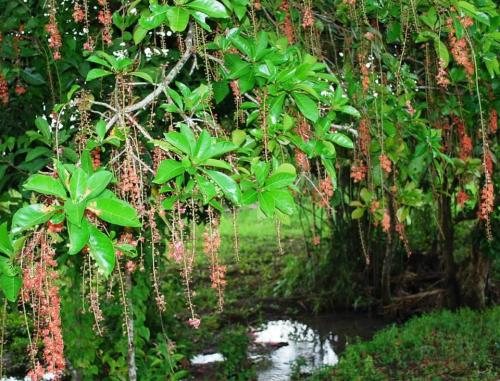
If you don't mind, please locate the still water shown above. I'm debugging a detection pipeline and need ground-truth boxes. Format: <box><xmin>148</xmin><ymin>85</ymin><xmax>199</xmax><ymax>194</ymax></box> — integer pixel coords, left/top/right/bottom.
<box><xmin>192</xmin><ymin>313</ymin><xmax>385</xmax><ymax>380</ymax></box>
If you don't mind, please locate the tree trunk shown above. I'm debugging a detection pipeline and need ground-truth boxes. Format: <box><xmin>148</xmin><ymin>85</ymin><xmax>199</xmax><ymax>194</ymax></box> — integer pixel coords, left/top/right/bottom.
<box><xmin>457</xmin><ymin>224</ymin><xmax>491</xmax><ymax>309</ymax></box>
<box><xmin>439</xmin><ymin>191</ymin><xmax>460</xmax><ymax>308</ymax></box>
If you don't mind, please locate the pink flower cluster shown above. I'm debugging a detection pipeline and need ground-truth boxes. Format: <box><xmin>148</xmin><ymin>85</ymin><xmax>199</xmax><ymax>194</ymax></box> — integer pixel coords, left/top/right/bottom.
<box><xmin>23</xmin><ymin>233</ymin><xmax>65</xmax><ymax>381</ymax></box>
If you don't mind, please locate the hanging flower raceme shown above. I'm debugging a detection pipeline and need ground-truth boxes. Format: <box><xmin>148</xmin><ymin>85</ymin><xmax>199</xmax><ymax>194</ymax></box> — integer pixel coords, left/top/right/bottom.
<box><xmin>188</xmin><ymin>317</ymin><xmax>201</xmax><ymax>329</ymax></box>
<box><xmin>168</xmin><ymin>240</ymin><xmax>185</xmax><ymax>263</ymax></box>
<box><xmin>73</xmin><ymin>2</ymin><xmax>85</xmax><ymax>22</ymax></box>
<box><xmin>280</xmin><ymin>0</ymin><xmax>295</xmax><ymax>44</ymax></box>
<box><xmin>361</xmin><ymin>65</ymin><xmax>370</xmax><ymax>94</ymax></box>
<box><xmin>485</xmin><ymin>149</ymin><xmax>494</xmax><ymax>178</ymax></box>
<box><xmin>46</xmin><ymin>13</ymin><xmax>62</xmax><ymax>60</ymax></box>
<box><xmin>0</xmin><ymin>75</ymin><xmax>9</xmax><ymax>105</ymax></box>
<box><xmin>351</xmin><ymin>160</ymin><xmax>367</xmax><ymax>183</ymax></box>
<box><xmin>316</xmin><ymin>176</ymin><xmax>334</xmax><ymax>208</ymax></box>
<box><xmin>406</xmin><ymin>100</ymin><xmax>415</xmax><ymax>116</ymax></box>
<box><xmin>97</xmin><ymin>0</ymin><xmax>113</xmax><ymax>45</ymax></box>
<box><xmin>447</xmin><ymin>17</ymin><xmax>475</xmax><ymax>78</ymax></box>
<box><xmin>15</xmin><ymin>84</ymin><xmax>26</xmax><ymax>96</ymax></box>
<box><xmin>436</xmin><ymin>59</ymin><xmax>451</xmax><ymax>88</ymax></box>
<box><xmin>381</xmin><ymin>211</ymin><xmax>391</xmax><ymax>233</ymax></box>
<box><xmin>379</xmin><ymin>154</ymin><xmax>392</xmax><ymax>174</ymax></box>
<box><xmin>302</xmin><ymin>4</ymin><xmax>314</xmax><ymax>29</ymax></box>
<box><xmin>490</xmin><ymin>109</ymin><xmax>498</xmax><ymax>134</ymax></box>
<box><xmin>22</xmin><ymin>231</ymin><xmax>65</xmax><ymax>381</ymax></box>
<box><xmin>358</xmin><ymin>118</ymin><xmax>371</xmax><ymax>157</ymax></box>
<box><xmin>203</xmin><ymin>214</ymin><xmax>225</xmax><ymax>309</ymax></box>
<box><xmin>454</xmin><ymin>116</ymin><xmax>473</xmax><ymax>160</ymax></box>
<box><xmin>91</xmin><ymin>148</ymin><xmax>101</xmax><ymax>170</ymax></box>
<box><xmin>456</xmin><ymin>189</ymin><xmax>469</xmax><ymax>207</ymax></box>
<box><xmin>294</xmin><ymin>148</ymin><xmax>310</xmax><ymax>172</ymax></box>
<box><xmin>479</xmin><ymin>182</ymin><xmax>494</xmax><ymax>221</ymax></box>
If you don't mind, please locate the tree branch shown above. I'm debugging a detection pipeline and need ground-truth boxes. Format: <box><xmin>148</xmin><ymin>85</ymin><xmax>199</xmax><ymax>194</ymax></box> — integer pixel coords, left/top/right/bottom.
<box><xmin>331</xmin><ymin>123</ymin><xmax>358</xmax><ymax>137</ymax></box>
<box><xmin>124</xmin><ymin>24</ymin><xmax>195</xmax><ymax>114</ymax></box>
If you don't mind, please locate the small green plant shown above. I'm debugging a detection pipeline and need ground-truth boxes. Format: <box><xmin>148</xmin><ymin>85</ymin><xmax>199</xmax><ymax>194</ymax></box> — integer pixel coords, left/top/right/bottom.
<box><xmin>217</xmin><ymin>325</ymin><xmax>255</xmax><ymax>381</ymax></box>
<box><xmin>290</xmin><ymin>356</ymin><xmax>308</xmax><ymax>380</ymax></box>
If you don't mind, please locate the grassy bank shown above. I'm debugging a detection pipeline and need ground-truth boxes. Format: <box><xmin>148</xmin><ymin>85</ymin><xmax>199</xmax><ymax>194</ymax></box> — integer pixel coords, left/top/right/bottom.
<box><xmin>308</xmin><ymin>306</ymin><xmax>500</xmax><ymax>381</ymax></box>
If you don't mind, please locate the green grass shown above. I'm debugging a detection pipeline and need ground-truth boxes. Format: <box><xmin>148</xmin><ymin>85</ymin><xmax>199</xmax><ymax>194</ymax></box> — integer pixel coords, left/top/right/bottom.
<box><xmin>308</xmin><ymin>306</ymin><xmax>500</xmax><ymax>381</ymax></box>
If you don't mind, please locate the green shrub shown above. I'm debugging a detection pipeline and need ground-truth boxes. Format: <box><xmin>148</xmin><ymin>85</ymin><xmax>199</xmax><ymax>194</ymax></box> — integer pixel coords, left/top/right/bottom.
<box><xmin>308</xmin><ymin>307</ymin><xmax>500</xmax><ymax>381</ymax></box>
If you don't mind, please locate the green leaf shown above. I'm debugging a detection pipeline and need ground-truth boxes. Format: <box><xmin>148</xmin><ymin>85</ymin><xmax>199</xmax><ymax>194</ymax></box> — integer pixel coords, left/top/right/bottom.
<box><xmin>456</xmin><ymin>1</ymin><xmax>490</xmax><ymax>25</ymax></box>
<box><xmin>275</xmin><ymin>163</ymin><xmax>296</xmax><ymax>175</ymax></box>
<box><xmin>242</xmin><ymin>188</ymin><xmax>258</xmax><ymax>205</ymax></box>
<box><xmin>133</xmin><ymin>25</ymin><xmax>148</xmax><ymax>44</ymax></box>
<box><xmin>232</xmin><ymin>130</ymin><xmax>246</xmax><ymax>146</ymax></box>
<box><xmin>115</xmin><ymin>243</ymin><xmax>138</xmax><ymax>258</ymax></box>
<box><xmin>64</xmin><ymin>200</ymin><xmax>85</xmax><ymax>226</ymax></box>
<box><xmin>292</xmin><ymin>93</ymin><xmax>319</xmax><ymax>122</ymax></box>
<box><xmin>68</xmin><ymin>218</ymin><xmax>90</xmax><ymax>255</ymax></box>
<box><xmin>26</xmin><ymin>146</ymin><xmax>52</xmax><ymax>162</ymax></box>
<box><xmin>258</xmin><ymin>191</ymin><xmax>275</xmax><ymax>217</ymax></box>
<box><xmin>264</xmin><ymin>172</ymin><xmax>296</xmax><ymax>190</ymax></box>
<box><xmin>191</xmin><ymin>10</ymin><xmax>212</xmax><ymax>31</ymax></box>
<box><xmin>435</xmin><ymin>40</ymin><xmax>449</xmax><ymax>68</ymax></box>
<box><xmin>0</xmin><ymin>275</ymin><xmax>22</xmax><ymax>302</ymax></box>
<box><xmin>12</xmin><ymin>204</ymin><xmax>56</xmax><ymax>234</ymax></box>
<box><xmin>24</xmin><ymin>174</ymin><xmax>67</xmax><ymax>199</ymax></box>
<box><xmin>86</xmin><ymin>170</ymin><xmax>113</xmax><ymax>200</ymax></box>
<box><xmin>186</xmin><ymin>0</ymin><xmax>229</xmax><ymax>18</ymax></box>
<box><xmin>252</xmin><ymin>161</ymin><xmax>270</xmax><ymax>186</ymax></box>
<box><xmin>207</xmin><ymin>142</ymin><xmax>237</xmax><ymax>159</ymax></box>
<box><xmin>166</xmin><ymin>6</ymin><xmax>190</xmax><ymax>32</ymax></box>
<box><xmin>88</xmin><ymin>199</ymin><xmax>141</xmax><ymax>227</ymax></box>
<box><xmin>58</xmin><ymin>168</ymin><xmax>72</xmax><ymax>198</ymax></box>
<box><xmin>70</xmin><ymin>168</ymin><xmax>89</xmax><ymax>201</ymax></box>
<box><xmin>129</xmin><ymin>71</ymin><xmax>155</xmax><ymax>84</ymax></box>
<box><xmin>328</xmin><ymin>133</ymin><xmax>354</xmax><ymax>149</ymax></box>
<box><xmin>338</xmin><ymin>105</ymin><xmax>361</xmax><ymax>118</ymax></box>
<box><xmin>322</xmin><ymin>157</ymin><xmax>337</xmax><ymax>189</ymax></box>
<box><xmin>225</xmin><ymin>54</ymin><xmax>251</xmax><ymax>79</ymax></box>
<box><xmin>21</xmin><ymin>69</ymin><xmax>46</xmax><ymax>85</ymax></box>
<box><xmin>88</xmin><ymin>225</ymin><xmax>115</xmax><ymax>276</ymax></box>
<box><xmin>86</xmin><ymin>69</ymin><xmax>113</xmax><ymax>81</ymax></box>
<box><xmin>360</xmin><ymin>188</ymin><xmax>372</xmax><ymax>203</ymax></box>
<box><xmin>203</xmin><ymin>159</ymin><xmax>232</xmax><ymax>170</ymax></box>
<box><xmin>0</xmin><ymin>257</ymin><xmax>16</xmax><ymax>276</ymax></box>
<box><xmin>193</xmin><ymin>130</ymin><xmax>212</xmax><ymax>160</ymax></box>
<box><xmin>81</xmin><ymin>150</ymin><xmax>94</xmax><ymax>175</ymax></box>
<box><xmin>272</xmin><ymin>189</ymin><xmax>296</xmax><ymax>215</ymax></box>
<box><xmin>154</xmin><ymin>160</ymin><xmax>185</xmax><ymax>184</ymax></box>
<box><xmin>196</xmin><ymin>174</ymin><xmax>217</xmax><ymax>203</ymax></box>
<box><xmin>205</xmin><ymin>170</ymin><xmax>242</xmax><ymax>205</ymax></box>
<box><xmin>164</xmin><ymin>132</ymin><xmax>192</xmax><ymax>155</ymax></box>
<box><xmin>35</xmin><ymin>117</ymin><xmax>51</xmax><ymax>141</ymax></box>
<box><xmin>269</xmin><ymin>94</ymin><xmax>286</xmax><ymax>124</ymax></box>
<box><xmin>351</xmin><ymin>208</ymin><xmax>365</xmax><ymax>219</ymax></box>
<box><xmin>0</xmin><ymin>223</ymin><xmax>14</xmax><ymax>257</ymax></box>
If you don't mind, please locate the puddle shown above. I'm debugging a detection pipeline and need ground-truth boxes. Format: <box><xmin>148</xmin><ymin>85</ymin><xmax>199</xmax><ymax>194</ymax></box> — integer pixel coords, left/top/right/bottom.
<box><xmin>252</xmin><ymin>319</ymin><xmax>338</xmax><ymax>380</ymax></box>
<box><xmin>191</xmin><ymin>313</ymin><xmax>385</xmax><ymax>380</ymax></box>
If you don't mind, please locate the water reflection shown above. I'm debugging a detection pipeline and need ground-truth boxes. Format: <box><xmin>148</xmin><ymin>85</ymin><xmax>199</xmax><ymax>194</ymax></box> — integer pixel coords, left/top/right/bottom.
<box><xmin>190</xmin><ymin>314</ymin><xmax>385</xmax><ymax>381</ymax></box>
<box><xmin>252</xmin><ymin>319</ymin><xmax>338</xmax><ymax>380</ymax></box>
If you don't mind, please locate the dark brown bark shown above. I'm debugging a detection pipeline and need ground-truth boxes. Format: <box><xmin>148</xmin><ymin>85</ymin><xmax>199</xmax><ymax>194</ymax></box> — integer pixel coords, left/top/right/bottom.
<box><xmin>457</xmin><ymin>225</ymin><xmax>491</xmax><ymax>309</ymax></box>
<box><xmin>439</xmin><ymin>191</ymin><xmax>460</xmax><ymax>308</ymax></box>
